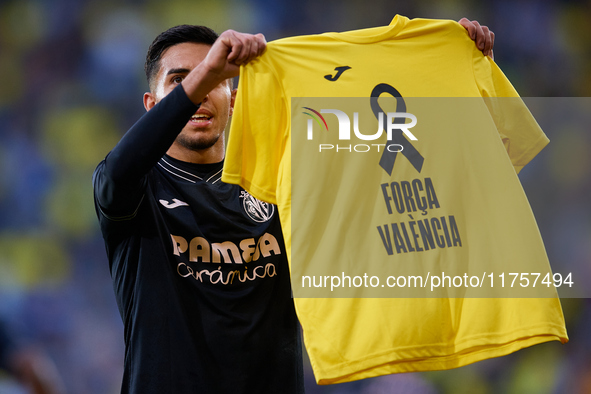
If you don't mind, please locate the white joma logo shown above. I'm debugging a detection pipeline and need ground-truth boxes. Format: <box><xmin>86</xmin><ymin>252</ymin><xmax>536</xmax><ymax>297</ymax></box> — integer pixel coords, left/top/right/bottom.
<box><xmin>159</xmin><ymin>198</ymin><xmax>189</xmax><ymax>209</ymax></box>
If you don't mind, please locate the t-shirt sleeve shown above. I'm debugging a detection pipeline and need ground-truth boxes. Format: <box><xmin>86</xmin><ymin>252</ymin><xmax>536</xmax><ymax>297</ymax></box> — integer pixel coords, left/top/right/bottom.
<box><xmin>222</xmin><ymin>53</ymin><xmax>289</xmax><ymax>205</ymax></box>
<box><xmin>472</xmin><ymin>54</ymin><xmax>549</xmax><ymax>173</ymax></box>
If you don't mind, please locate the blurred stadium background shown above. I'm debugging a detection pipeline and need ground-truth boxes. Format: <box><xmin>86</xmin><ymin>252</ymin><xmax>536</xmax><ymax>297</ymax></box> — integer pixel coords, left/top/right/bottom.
<box><xmin>0</xmin><ymin>0</ymin><xmax>590</xmax><ymax>393</ymax></box>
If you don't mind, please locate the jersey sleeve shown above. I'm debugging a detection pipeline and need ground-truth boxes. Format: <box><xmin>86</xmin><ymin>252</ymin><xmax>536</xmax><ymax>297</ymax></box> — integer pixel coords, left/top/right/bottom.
<box><xmin>472</xmin><ymin>54</ymin><xmax>549</xmax><ymax>173</ymax></box>
<box><xmin>0</xmin><ymin>320</ymin><xmax>17</xmax><ymax>372</ymax></box>
<box><xmin>93</xmin><ymin>84</ymin><xmax>198</xmax><ymax>220</ymax></box>
<box><xmin>222</xmin><ymin>52</ymin><xmax>289</xmax><ymax>205</ymax></box>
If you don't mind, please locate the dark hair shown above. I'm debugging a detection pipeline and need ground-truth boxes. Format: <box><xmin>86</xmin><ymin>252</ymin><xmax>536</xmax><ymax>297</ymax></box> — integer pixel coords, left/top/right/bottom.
<box><xmin>145</xmin><ymin>25</ymin><xmax>219</xmax><ymax>91</ymax></box>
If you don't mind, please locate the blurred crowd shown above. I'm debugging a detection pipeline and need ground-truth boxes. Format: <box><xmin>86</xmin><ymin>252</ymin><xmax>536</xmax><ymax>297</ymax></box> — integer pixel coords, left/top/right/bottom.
<box><xmin>0</xmin><ymin>0</ymin><xmax>590</xmax><ymax>393</ymax></box>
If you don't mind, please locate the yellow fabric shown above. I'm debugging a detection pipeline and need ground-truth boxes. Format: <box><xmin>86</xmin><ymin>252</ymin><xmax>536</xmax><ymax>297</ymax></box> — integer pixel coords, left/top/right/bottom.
<box><xmin>222</xmin><ymin>15</ymin><xmax>567</xmax><ymax>384</ymax></box>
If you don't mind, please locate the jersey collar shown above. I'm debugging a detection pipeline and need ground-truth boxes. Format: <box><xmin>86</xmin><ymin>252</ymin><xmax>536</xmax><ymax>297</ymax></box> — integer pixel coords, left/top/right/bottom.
<box><xmin>158</xmin><ymin>155</ymin><xmax>224</xmax><ymax>184</ymax></box>
<box><xmin>324</xmin><ymin>15</ymin><xmax>409</xmax><ymax>44</ymax></box>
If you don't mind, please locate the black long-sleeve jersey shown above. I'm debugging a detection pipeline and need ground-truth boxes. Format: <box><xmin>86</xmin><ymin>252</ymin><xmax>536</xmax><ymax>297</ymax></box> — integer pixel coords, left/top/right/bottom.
<box><xmin>93</xmin><ymin>84</ymin><xmax>303</xmax><ymax>393</ymax></box>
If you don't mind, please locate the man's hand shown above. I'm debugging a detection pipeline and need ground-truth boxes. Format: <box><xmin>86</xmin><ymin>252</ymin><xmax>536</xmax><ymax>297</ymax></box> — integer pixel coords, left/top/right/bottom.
<box><xmin>459</xmin><ymin>18</ymin><xmax>495</xmax><ymax>59</ymax></box>
<box><xmin>181</xmin><ymin>30</ymin><xmax>266</xmax><ymax>105</ymax></box>
<box><xmin>202</xmin><ymin>30</ymin><xmax>267</xmax><ymax>81</ymax></box>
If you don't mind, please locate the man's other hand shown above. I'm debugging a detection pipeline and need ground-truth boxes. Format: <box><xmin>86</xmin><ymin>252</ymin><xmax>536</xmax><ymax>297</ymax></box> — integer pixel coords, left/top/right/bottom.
<box><xmin>459</xmin><ymin>18</ymin><xmax>495</xmax><ymax>59</ymax></box>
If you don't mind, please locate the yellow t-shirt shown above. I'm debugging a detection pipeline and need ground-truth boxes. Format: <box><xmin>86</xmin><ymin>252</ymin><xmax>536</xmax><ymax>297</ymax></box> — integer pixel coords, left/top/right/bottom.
<box><xmin>222</xmin><ymin>15</ymin><xmax>567</xmax><ymax>384</ymax></box>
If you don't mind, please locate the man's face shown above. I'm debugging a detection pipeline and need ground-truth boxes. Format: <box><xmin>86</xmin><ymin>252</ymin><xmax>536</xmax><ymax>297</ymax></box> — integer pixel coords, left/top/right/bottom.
<box><xmin>144</xmin><ymin>42</ymin><xmax>235</xmax><ymax>157</ymax></box>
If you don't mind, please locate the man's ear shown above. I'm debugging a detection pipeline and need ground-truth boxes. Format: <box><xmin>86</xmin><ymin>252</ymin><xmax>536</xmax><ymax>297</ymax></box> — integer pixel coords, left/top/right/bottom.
<box><xmin>229</xmin><ymin>88</ymin><xmax>237</xmax><ymax>116</ymax></box>
<box><xmin>144</xmin><ymin>92</ymin><xmax>157</xmax><ymax>112</ymax></box>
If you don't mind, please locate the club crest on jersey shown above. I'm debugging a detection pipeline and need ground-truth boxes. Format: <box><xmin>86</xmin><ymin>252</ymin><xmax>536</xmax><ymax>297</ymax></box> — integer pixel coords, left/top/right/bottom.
<box><xmin>240</xmin><ymin>191</ymin><xmax>274</xmax><ymax>222</ymax></box>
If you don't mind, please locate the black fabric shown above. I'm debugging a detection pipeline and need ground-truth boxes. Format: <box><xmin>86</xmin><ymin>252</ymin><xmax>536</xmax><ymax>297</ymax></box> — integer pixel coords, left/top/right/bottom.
<box><xmin>0</xmin><ymin>320</ymin><xmax>16</xmax><ymax>372</ymax></box>
<box><xmin>93</xmin><ymin>84</ymin><xmax>304</xmax><ymax>394</ymax></box>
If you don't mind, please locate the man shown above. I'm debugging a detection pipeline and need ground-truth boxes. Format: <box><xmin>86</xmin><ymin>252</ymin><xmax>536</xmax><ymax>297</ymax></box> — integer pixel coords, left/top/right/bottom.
<box><xmin>0</xmin><ymin>320</ymin><xmax>65</xmax><ymax>394</ymax></box>
<box><xmin>93</xmin><ymin>20</ymin><xmax>494</xmax><ymax>393</ymax></box>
